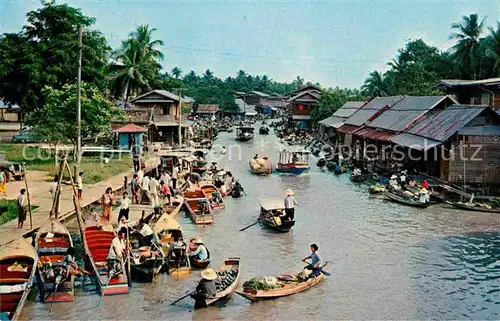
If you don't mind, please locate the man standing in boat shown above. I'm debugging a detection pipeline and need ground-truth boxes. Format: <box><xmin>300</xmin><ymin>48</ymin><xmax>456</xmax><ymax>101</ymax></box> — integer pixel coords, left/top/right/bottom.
<box><xmin>283</xmin><ymin>189</ymin><xmax>298</xmax><ymax>221</ymax></box>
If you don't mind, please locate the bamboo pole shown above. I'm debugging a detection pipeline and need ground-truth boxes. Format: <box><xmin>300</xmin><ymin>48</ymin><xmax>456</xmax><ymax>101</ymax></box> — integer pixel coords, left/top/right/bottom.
<box><xmin>22</xmin><ymin>163</ymin><xmax>33</xmax><ymax>230</ymax></box>
<box><xmin>50</xmin><ymin>153</ymin><xmax>67</xmax><ymax>219</ymax></box>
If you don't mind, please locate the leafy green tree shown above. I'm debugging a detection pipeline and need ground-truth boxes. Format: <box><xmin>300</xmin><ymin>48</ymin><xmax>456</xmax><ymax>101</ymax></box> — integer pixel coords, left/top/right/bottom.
<box><xmin>0</xmin><ymin>2</ymin><xmax>109</xmax><ymax>115</ymax></box>
<box><xmin>311</xmin><ymin>89</ymin><xmax>348</xmax><ymax>122</ymax></box>
<box><xmin>484</xmin><ymin>22</ymin><xmax>500</xmax><ymax>77</ymax></box>
<box><xmin>26</xmin><ymin>83</ymin><xmax>123</xmax><ymax>146</ymax></box>
<box><xmin>449</xmin><ymin>13</ymin><xmax>486</xmax><ymax>79</ymax></box>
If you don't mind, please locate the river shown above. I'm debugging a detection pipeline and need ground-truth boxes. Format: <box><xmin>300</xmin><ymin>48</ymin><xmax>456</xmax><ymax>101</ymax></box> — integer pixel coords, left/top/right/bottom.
<box><xmin>22</xmin><ymin>126</ymin><xmax>500</xmax><ymax>319</ymax></box>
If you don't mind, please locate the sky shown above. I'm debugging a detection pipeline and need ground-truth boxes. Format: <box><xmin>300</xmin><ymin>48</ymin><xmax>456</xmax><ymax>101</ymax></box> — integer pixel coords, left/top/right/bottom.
<box><xmin>1</xmin><ymin>0</ymin><xmax>499</xmax><ymax>89</ymax></box>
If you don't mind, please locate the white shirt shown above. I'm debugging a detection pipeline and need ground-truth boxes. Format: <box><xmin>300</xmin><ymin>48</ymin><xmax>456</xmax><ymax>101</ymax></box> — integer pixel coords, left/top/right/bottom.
<box><xmin>160</xmin><ymin>173</ymin><xmax>171</xmax><ymax>185</ymax></box>
<box><xmin>148</xmin><ymin>178</ymin><xmax>159</xmax><ymax>193</ymax></box>
<box><xmin>141</xmin><ymin>176</ymin><xmax>150</xmax><ymax>190</ymax></box>
<box><xmin>284</xmin><ymin>196</ymin><xmax>297</xmax><ymax>209</ymax></box>
<box><xmin>119</xmin><ymin>197</ymin><xmax>131</xmax><ymax>210</ymax></box>
<box><xmin>117</xmin><ymin>221</ymin><xmax>127</xmax><ymax>232</ymax></box>
<box><xmin>110</xmin><ymin>237</ymin><xmax>125</xmax><ymax>258</ymax></box>
<box><xmin>140</xmin><ymin>224</ymin><xmax>153</xmax><ymax>236</ymax></box>
<box><xmin>49</xmin><ymin>182</ymin><xmax>57</xmax><ymax>196</ymax></box>
<box><xmin>76</xmin><ymin>176</ymin><xmax>83</xmax><ymax>189</ymax></box>
<box><xmin>137</xmin><ymin>170</ymin><xmax>144</xmax><ymax>183</ymax></box>
<box><xmin>17</xmin><ymin>194</ymin><xmax>26</xmax><ymax>207</ymax></box>
<box><xmin>172</xmin><ymin>167</ymin><xmax>179</xmax><ymax>178</ymax></box>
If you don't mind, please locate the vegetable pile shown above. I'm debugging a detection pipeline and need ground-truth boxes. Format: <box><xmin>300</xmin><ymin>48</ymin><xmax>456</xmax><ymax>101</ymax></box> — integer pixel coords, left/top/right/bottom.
<box><xmin>215</xmin><ymin>269</ymin><xmax>238</xmax><ymax>292</ymax></box>
<box><xmin>243</xmin><ymin>276</ymin><xmax>281</xmax><ymax>291</ymax></box>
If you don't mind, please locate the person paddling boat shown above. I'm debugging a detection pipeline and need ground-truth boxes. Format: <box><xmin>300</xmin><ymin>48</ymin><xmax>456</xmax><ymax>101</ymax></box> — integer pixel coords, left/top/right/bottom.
<box><xmin>302</xmin><ymin>243</ymin><xmax>322</xmax><ymax>278</ymax></box>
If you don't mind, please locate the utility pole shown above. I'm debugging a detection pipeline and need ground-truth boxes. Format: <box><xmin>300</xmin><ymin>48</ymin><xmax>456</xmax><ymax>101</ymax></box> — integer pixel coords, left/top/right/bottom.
<box><xmin>75</xmin><ymin>25</ymin><xmax>83</xmax><ymax>176</ymax></box>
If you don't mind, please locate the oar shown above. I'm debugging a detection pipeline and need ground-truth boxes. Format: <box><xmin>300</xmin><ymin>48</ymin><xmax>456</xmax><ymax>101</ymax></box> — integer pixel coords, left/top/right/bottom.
<box><xmin>239</xmin><ymin>220</ymin><xmax>260</xmax><ymax>231</ymax></box>
<box><xmin>47</xmin><ymin>277</ymin><xmax>62</xmax><ymax>313</ymax></box>
<box><xmin>169</xmin><ymin>290</ymin><xmax>196</xmax><ymax>305</ymax></box>
<box><xmin>302</xmin><ymin>260</ymin><xmax>331</xmax><ymax>276</ymax></box>
<box><xmin>97</xmin><ymin>269</ymin><xmax>117</xmax><ymax>307</ymax></box>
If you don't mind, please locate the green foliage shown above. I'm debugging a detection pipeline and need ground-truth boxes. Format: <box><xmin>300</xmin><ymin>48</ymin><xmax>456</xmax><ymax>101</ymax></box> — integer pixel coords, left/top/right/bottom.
<box><xmin>0</xmin><ymin>200</ymin><xmax>38</xmax><ymax>225</ymax></box>
<box><xmin>311</xmin><ymin>88</ymin><xmax>363</xmax><ymax>122</ymax></box>
<box><xmin>0</xmin><ymin>2</ymin><xmax>110</xmax><ymax>114</ymax></box>
<box><xmin>26</xmin><ymin>83</ymin><xmax>122</xmax><ymax>144</ymax></box>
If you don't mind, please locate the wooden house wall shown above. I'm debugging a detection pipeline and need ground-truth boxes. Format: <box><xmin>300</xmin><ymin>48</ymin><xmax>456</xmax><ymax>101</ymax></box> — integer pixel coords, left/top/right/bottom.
<box><xmin>447</xmin><ymin>135</ymin><xmax>500</xmax><ymax>184</ymax></box>
<box><xmin>290</xmin><ymin>102</ymin><xmax>314</xmax><ymax>115</ymax></box>
<box><xmin>242</xmin><ymin>95</ymin><xmax>262</xmax><ymax>106</ymax></box>
<box><xmin>0</xmin><ymin>110</ymin><xmax>20</xmax><ymax>122</ymax></box>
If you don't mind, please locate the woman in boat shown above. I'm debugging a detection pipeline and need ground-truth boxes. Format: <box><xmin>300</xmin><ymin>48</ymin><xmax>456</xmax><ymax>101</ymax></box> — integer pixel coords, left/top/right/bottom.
<box><xmin>189</xmin><ymin>237</ymin><xmax>209</xmax><ymax>262</ymax></box>
<box><xmin>210</xmin><ymin>190</ymin><xmax>222</xmax><ymax>205</ymax></box>
<box><xmin>408</xmin><ymin>177</ymin><xmax>417</xmax><ymax>188</ymax></box>
<box><xmin>194</xmin><ymin>268</ymin><xmax>217</xmax><ymax>299</ymax></box>
<box><xmin>64</xmin><ymin>247</ymin><xmax>91</xmax><ymax>277</ymax></box>
<box><xmin>231</xmin><ymin>181</ymin><xmax>244</xmax><ymax>198</ymax></box>
<box><xmin>419</xmin><ymin>188</ymin><xmax>430</xmax><ymax>204</ymax></box>
<box><xmin>421</xmin><ymin>179</ymin><xmax>430</xmax><ymax>189</ymax></box>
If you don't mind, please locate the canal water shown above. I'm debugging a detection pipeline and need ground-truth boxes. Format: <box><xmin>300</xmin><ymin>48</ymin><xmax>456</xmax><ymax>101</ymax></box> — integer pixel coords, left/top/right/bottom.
<box><xmin>23</xmin><ymin>127</ymin><xmax>500</xmax><ymax>319</ymax></box>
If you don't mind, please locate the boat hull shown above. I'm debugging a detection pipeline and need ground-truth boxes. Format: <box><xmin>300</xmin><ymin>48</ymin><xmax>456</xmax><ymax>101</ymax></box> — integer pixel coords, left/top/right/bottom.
<box><xmin>189</xmin><ymin>256</ymin><xmax>211</xmax><ymax>269</ymax></box>
<box><xmin>261</xmin><ymin>219</ymin><xmax>295</xmax><ymax>233</ymax></box>
<box><xmin>236</xmin><ymin>273</ymin><xmax>324</xmax><ymax>302</ymax></box>
<box><xmin>385</xmin><ymin>191</ymin><xmax>431</xmax><ymax>208</ymax></box>
<box><xmin>446</xmin><ymin>201</ymin><xmax>500</xmax><ymax>213</ymax></box>
<box><xmin>276</xmin><ymin>164</ymin><xmax>309</xmax><ymax>175</ymax></box>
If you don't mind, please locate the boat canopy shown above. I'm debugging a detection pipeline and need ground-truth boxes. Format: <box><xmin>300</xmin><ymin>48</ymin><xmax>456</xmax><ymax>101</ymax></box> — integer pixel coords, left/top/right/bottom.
<box><xmin>260</xmin><ymin>198</ymin><xmax>285</xmax><ymax>211</ymax></box>
<box><xmin>154</xmin><ymin>214</ymin><xmax>182</xmax><ymax>233</ymax></box>
<box><xmin>278</xmin><ymin>150</ymin><xmax>310</xmax><ymax>165</ymax></box>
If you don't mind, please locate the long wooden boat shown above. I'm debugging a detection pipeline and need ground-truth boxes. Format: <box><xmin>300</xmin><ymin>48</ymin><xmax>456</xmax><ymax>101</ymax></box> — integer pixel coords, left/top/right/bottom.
<box><xmin>192</xmin><ymin>257</ymin><xmax>240</xmax><ymax>309</ymax></box>
<box><xmin>200</xmin><ymin>183</ymin><xmax>225</xmax><ymax>210</ymax></box>
<box><xmin>83</xmin><ymin>216</ymin><xmax>128</xmax><ymax>295</ymax></box>
<box><xmin>35</xmin><ymin>219</ymin><xmax>74</xmax><ymax>303</ymax></box>
<box><xmin>235</xmin><ymin>127</ymin><xmax>254</xmax><ymax>141</ymax></box>
<box><xmin>0</xmin><ymin>239</ymin><xmax>37</xmax><ymax>321</ymax></box>
<box><xmin>276</xmin><ymin>151</ymin><xmax>310</xmax><ymax>175</ymax></box>
<box><xmin>236</xmin><ymin>267</ymin><xmax>325</xmax><ymax>302</ymax></box>
<box><xmin>154</xmin><ymin>205</ymin><xmax>192</xmax><ymax>277</ymax></box>
<box><xmin>385</xmin><ymin>191</ymin><xmax>432</xmax><ymax>208</ymax></box>
<box><xmin>183</xmin><ymin>189</ymin><xmax>214</xmax><ymax>225</ymax></box>
<box><xmin>446</xmin><ymin>201</ymin><xmax>500</xmax><ymax>214</ymax></box>
<box><xmin>259</xmin><ymin>199</ymin><xmax>295</xmax><ymax>233</ymax></box>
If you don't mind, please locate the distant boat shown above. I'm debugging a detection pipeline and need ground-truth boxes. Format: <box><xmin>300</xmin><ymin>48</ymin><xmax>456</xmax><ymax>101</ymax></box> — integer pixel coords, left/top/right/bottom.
<box><xmin>259</xmin><ymin>126</ymin><xmax>270</xmax><ymax>135</ymax></box>
<box><xmin>235</xmin><ymin>127</ymin><xmax>255</xmax><ymax>141</ymax></box>
<box><xmin>276</xmin><ymin>150</ymin><xmax>310</xmax><ymax>175</ymax></box>
<box><xmin>183</xmin><ymin>189</ymin><xmax>214</xmax><ymax>225</ymax></box>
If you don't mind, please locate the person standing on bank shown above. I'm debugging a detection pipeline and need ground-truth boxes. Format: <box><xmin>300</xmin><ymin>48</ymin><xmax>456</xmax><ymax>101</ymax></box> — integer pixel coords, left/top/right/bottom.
<box><xmin>118</xmin><ymin>192</ymin><xmax>131</xmax><ymax>222</ymax></box>
<box><xmin>76</xmin><ymin>172</ymin><xmax>84</xmax><ymax>200</ymax></box>
<box><xmin>17</xmin><ymin>189</ymin><xmax>27</xmax><ymax>229</ymax></box>
<box><xmin>283</xmin><ymin>189</ymin><xmax>298</xmax><ymax>221</ymax></box>
<box><xmin>172</xmin><ymin>165</ymin><xmax>179</xmax><ymax>190</ymax></box>
<box><xmin>102</xmin><ymin>187</ymin><xmax>115</xmax><ymax>222</ymax></box>
<box><xmin>132</xmin><ymin>150</ymin><xmax>140</xmax><ymax>173</ymax></box>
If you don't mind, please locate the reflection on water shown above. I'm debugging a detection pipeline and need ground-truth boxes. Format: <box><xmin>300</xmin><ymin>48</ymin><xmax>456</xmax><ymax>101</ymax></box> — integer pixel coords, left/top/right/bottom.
<box><xmin>22</xmin><ymin>128</ymin><xmax>500</xmax><ymax>320</ymax></box>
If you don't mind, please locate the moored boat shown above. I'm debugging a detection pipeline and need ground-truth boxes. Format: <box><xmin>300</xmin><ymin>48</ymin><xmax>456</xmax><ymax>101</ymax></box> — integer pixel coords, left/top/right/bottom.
<box><xmin>276</xmin><ymin>150</ymin><xmax>310</xmax><ymax>175</ymax></box>
<box><xmin>316</xmin><ymin>158</ymin><xmax>326</xmax><ymax>167</ymax></box>
<box><xmin>350</xmin><ymin>173</ymin><xmax>366</xmax><ymax>182</ymax></box>
<box><xmin>154</xmin><ymin>209</ymin><xmax>192</xmax><ymax>276</ymax></box>
<box><xmin>191</xmin><ymin>257</ymin><xmax>241</xmax><ymax>309</ymax></box>
<box><xmin>83</xmin><ymin>216</ymin><xmax>128</xmax><ymax>295</ymax></box>
<box><xmin>259</xmin><ymin>199</ymin><xmax>295</xmax><ymax>233</ymax></box>
<box><xmin>35</xmin><ymin>219</ymin><xmax>74</xmax><ymax>303</ymax></box>
<box><xmin>0</xmin><ymin>239</ymin><xmax>37</xmax><ymax>321</ymax></box>
<box><xmin>200</xmin><ymin>183</ymin><xmax>225</xmax><ymax>210</ymax></box>
<box><xmin>385</xmin><ymin>191</ymin><xmax>432</xmax><ymax>208</ymax></box>
<box><xmin>445</xmin><ymin>201</ymin><xmax>500</xmax><ymax>214</ymax></box>
<box><xmin>183</xmin><ymin>189</ymin><xmax>214</xmax><ymax>225</ymax></box>
<box><xmin>236</xmin><ymin>265</ymin><xmax>326</xmax><ymax>302</ymax></box>
<box><xmin>259</xmin><ymin>126</ymin><xmax>270</xmax><ymax>135</ymax></box>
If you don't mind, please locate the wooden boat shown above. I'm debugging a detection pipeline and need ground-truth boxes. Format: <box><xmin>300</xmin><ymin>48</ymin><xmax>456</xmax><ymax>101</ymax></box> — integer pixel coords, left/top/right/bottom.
<box><xmin>385</xmin><ymin>191</ymin><xmax>432</xmax><ymax>208</ymax></box>
<box><xmin>192</xmin><ymin>257</ymin><xmax>241</xmax><ymax>309</ymax></box>
<box><xmin>446</xmin><ymin>201</ymin><xmax>500</xmax><ymax>214</ymax></box>
<box><xmin>259</xmin><ymin>126</ymin><xmax>270</xmax><ymax>135</ymax></box>
<box><xmin>259</xmin><ymin>199</ymin><xmax>295</xmax><ymax>233</ymax></box>
<box><xmin>183</xmin><ymin>189</ymin><xmax>214</xmax><ymax>225</ymax></box>
<box><xmin>0</xmin><ymin>239</ymin><xmax>37</xmax><ymax>321</ymax></box>
<box><xmin>350</xmin><ymin>173</ymin><xmax>366</xmax><ymax>182</ymax></box>
<box><xmin>235</xmin><ymin>126</ymin><xmax>254</xmax><ymax>141</ymax></box>
<box><xmin>236</xmin><ymin>266</ymin><xmax>326</xmax><ymax>302</ymax></box>
<box><xmin>200</xmin><ymin>183</ymin><xmax>225</xmax><ymax>210</ymax></box>
<box><xmin>316</xmin><ymin>158</ymin><xmax>326</xmax><ymax>167</ymax></box>
<box><xmin>276</xmin><ymin>150</ymin><xmax>310</xmax><ymax>175</ymax></box>
<box><xmin>191</xmin><ymin>159</ymin><xmax>208</xmax><ymax>174</ymax></box>
<box><xmin>369</xmin><ymin>184</ymin><xmax>386</xmax><ymax>194</ymax></box>
<box><xmin>188</xmin><ymin>238</ymin><xmax>211</xmax><ymax>269</ymax></box>
<box><xmin>35</xmin><ymin>219</ymin><xmax>74</xmax><ymax>303</ymax></box>
<box><xmin>154</xmin><ymin>208</ymin><xmax>192</xmax><ymax>276</ymax></box>
<box><xmin>83</xmin><ymin>216</ymin><xmax>128</xmax><ymax>295</ymax></box>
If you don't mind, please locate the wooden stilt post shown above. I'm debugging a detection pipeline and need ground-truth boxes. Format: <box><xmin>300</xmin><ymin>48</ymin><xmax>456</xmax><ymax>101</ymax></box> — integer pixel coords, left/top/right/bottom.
<box><xmin>22</xmin><ymin>163</ymin><xmax>33</xmax><ymax>230</ymax></box>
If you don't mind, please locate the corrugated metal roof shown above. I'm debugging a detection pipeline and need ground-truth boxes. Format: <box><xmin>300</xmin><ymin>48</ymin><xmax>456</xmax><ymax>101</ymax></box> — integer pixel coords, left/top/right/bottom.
<box><xmin>292</xmin><ymin>115</ymin><xmax>311</xmax><ymax>120</ymax></box>
<box><xmin>249</xmin><ymin>91</ymin><xmax>269</xmax><ymax>97</ymax></box>
<box><xmin>344</xmin><ymin>96</ymin><xmax>403</xmax><ymax>126</ymax></box>
<box><xmin>408</xmin><ymin>105</ymin><xmax>489</xmax><ymax>141</ymax></box>
<box><xmin>113</xmin><ymin>124</ymin><xmax>147</xmax><ymax>133</ymax></box>
<box><xmin>288</xmin><ymin>90</ymin><xmax>321</xmax><ymax>102</ymax></box>
<box><xmin>437</xmin><ymin>78</ymin><xmax>500</xmax><ymax>87</ymax></box>
<box><xmin>197</xmin><ymin>104</ymin><xmax>219</xmax><ymax>113</ymax></box>
<box><xmin>337</xmin><ymin>124</ymin><xmax>362</xmax><ymax>134</ymax></box>
<box><xmin>457</xmin><ymin>125</ymin><xmax>500</xmax><ymax>136</ymax></box>
<box><xmin>318</xmin><ymin>116</ymin><xmax>346</xmax><ymax>127</ymax></box>
<box><xmin>130</xmin><ymin>90</ymin><xmax>192</xmax><ymax>103</ymax></box>
<box><xmin>390</xmin><ymin>133</ymin><xmax>442</xmax><ymax>150</ymax></box>
<box><xmin>333</xmin><ymin>101</ymin><xmax>365</xmax><ymax>118</ymax></box>
<box><xmin>367</xmin><ymin>96</ymin><xmax>455</xmax><ymax>131</ymax></box>
<box><xmin>354</xmin><ymin>127</ymin><xmax>393</xmax><ymax>141</ymax></box>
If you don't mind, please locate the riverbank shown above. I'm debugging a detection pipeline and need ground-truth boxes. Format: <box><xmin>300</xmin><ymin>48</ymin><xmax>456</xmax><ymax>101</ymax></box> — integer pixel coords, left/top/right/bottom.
<box><xmin>0</xmin><ymin>156</ymin><xmax>158</xmax><ymax>246</ymax></box>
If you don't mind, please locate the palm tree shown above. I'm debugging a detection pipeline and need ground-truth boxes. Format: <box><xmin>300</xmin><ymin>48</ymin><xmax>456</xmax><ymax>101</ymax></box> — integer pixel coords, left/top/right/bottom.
<box><xmin>484</xmin><ymin>22</ymin><xmax>500</xmax><ymax>77</ymax></box>
<box><xmin>387</xmin><ymin>57</ymin><xmax>405</xmax><ymax>72</ymax></box>
<box><xmin>129</xmin><ymin>24</ymin><xmax>164</xmax><ymax>61</ymax></box>
<box><xmin>109</xmin><ymin>25</ymin><xmax>164</xmax><ymax>100</ymax></box>
<box><xmin>361</xmin><ymin>71</ymin><xmax>387</xmax><ymax>97</ymax></box>
<box><xmin>449</xmin><ymin>13</ymin><xmax>486</xmax><ymax>79</ymax></box>
<box><xmin>203</xmin><ymin>69</ymin><xmax>214</xmax><ymax>84</ymax></box>
<box><xmin>171</xmin><ymin>67</ymin><xmax>182</xmax><ymax>79</ymax></box>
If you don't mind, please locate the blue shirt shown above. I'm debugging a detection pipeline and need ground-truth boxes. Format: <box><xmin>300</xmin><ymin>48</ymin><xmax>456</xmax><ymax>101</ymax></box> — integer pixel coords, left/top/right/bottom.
<box><xmin>308</xmin><ymin>252</ymin><xmax>322</xmax><ymax>267</ymax></box>
<box><xmin>191</xmin><ymin>244</ymin><xmax>208</xmax><ymax>260</ymax></box>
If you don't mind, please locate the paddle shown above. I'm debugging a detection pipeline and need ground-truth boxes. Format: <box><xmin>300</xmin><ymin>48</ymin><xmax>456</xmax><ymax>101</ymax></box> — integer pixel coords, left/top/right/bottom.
<box><xmin>97</xmin><ymin>268</ymin><xmax>118</xmax><ymax>307</ymax></box>
<box><xmin>239</xmin><ymin>220</ymin><xmax>260</xmax><ymax>231</ymax></box>
<box><xmin>301</xmin><ymin>259</ymin><xmax>331</xmax><ymax>276</ymax></box>
<box><xmin>169</xmin><ymin>290</ymin><xmax>196</xmax><ymax>305</ymax></box>
<box><xmin>47</xmin><ymin>276</ymin><xmax>62</xmax><ymax>313</ymax></box>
